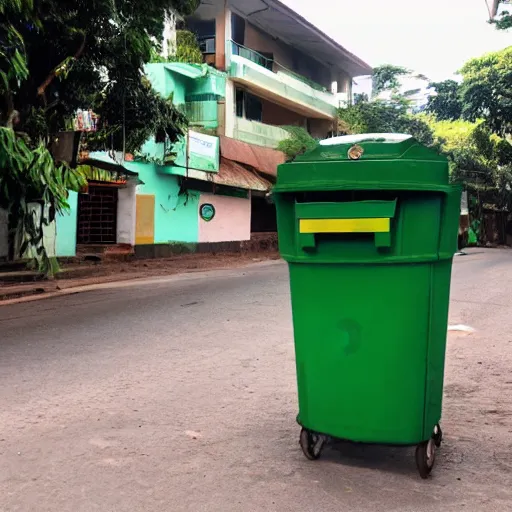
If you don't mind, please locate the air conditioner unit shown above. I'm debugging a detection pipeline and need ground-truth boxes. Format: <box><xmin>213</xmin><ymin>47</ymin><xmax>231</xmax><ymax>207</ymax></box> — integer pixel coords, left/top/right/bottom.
<box><xmin>199</xmin><ymin>37</ymin><xmax>215</xmax><ymax>54</ymax></box>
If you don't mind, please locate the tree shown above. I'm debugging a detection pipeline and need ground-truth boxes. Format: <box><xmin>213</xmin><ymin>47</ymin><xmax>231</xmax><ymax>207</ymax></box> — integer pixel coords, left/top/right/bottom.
<box><xmin>426</xmin><ymin>80</ymin><xmax>463</xmax><ymax>121</ymax></box>
<box><xmin>1</xmin><ymin>0</ymin><xmax>198</xmax><ymax>272</ymax></box>
<box><xmin>428</xmin><ymin>117</ymin><xmax>512</xmax><ymax>244</ymax></box>
<box><xmin>353</xmin><ymin>92</ymin><xmax>369</xmax><ymax>104</ymax></box>
<box><xmin>277</xmin><ymin>126</ymin><xmax>318</xmax><ymax>160</ymax></box>
<box><xmin>371</xmin><ymin>64</ymin><xmax>409</xmax><ymax>97</ymax></box>
<box><xmin>3</xmin><ymin>0</ymin><xmax>197</xmax><ymax>150</ymax></box>
<box><xmin>151</xmin><ymin>29</ymin><xmax>203</xmax><ymax>65</ymax></box>
<box><xmin>1</xmin><ymin>0</ymin><xmax>87</xmax><ymax>273</ymax></box>
<box><xmin>338</xmin><ymin>99</ymin><xmax>434</xmax><ymax>147</ymax></box>
<box><xmin>340</xmin><ymin>62</ymin><xmax>434</xmax><ymax>145</ymax></box>
<box><xmin>489</xmin><ymin>1</ymin><xmax>512</xmax><ymax>30</ymax></box>
<box><xmin>459</xmin><ymin>46</ymin><xmax>512</xmax><ymax>137</ymax></box>
<box><xmin>174</xmin><ymin>30</ymin><xmax>203</xmax><ymax>64</ymax></box>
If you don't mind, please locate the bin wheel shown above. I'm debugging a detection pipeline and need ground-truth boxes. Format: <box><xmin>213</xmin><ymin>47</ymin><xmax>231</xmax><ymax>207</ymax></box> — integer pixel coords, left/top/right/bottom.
<box><xmin>415</xmin><ymin>439</ymin><xmax>436</xmax><ymax>479</ymax></box>
<box><xmin>299</xmin><ymin>428</ymin><xmax>325</xmax><ymax>460</ymax></box>
<box><xmin>432</xmin><ymin>423</ymin><xmax>443</xmax><ymax>448</ymax></box>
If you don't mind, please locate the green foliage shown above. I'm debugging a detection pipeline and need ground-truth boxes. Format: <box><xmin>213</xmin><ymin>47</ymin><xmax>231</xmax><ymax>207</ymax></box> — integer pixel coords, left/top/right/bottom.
<box><xmin>0</xmin><ymin>27</ymin><xmax>28</xmax><ymax>98</ymax></box>
<box><xmin>277</xmin><ymin>126</ymin><xmax>318</xmax><ymax>160</ymax></box>
<box><xmin>350</xmin><ymin>52</ymin><xmax>512</xmax><ymax>246</ymax></box>
<box><xmin>3</xmin><ymin>0</ymin><xmax>199</xmax><ymax>146</ymax></box>
<box><xmin>491</xmin><ymin>1</ymin><xmax>512</xmax><ymax>30</ymax></box>
<box><xmin>173</xmin><ymin>30</ymin><xmax>203</xmax><ymax>64</ymax></box>
<box><xmin>426</xmin><ymin>80</ymin><xmax>463</xmax><ymax>121</ymax></box>
<box><xmin>428</xmin><ymin>117</ymin><xmax>512</xmax><ymax>244</ymax></box>
<box><xmin>0</xmin><ymin>127</ymin><xmax>86</xmax><ymax>274</ymax></box>
<box><xmin>494</xmin><ymin>12</ymin><xmax>512</xmax><ymax>30</ymax></box>
<box><xmin>338</xmin><ymin>99</ymin><xmax>434</xmax><ymax>147</ymax></box>
<box><xmin>151</xmin><ymin>29</ymin><xmax>203</xmax><ymax>64</ymax></box>
<box><xmin>353</xmin><ymin>92</ymin><xmax>369</xmax><ymax>104</ymax></box>
<box><xmin>459</xmin><ymin>47</ymin><xmax>512</xmax><ymax>137</ymax></box>
<box><xmin>99</xmin><ymin>77</ymin><xmax>188</xmax><ymax>153</ymax></box>
<box><xmin>371</xmin><ymin>64</ymin><xmax>409</xmax><ymax>96</ymax></box>
<box><xmin>0</xmin><ymin>0</ymin><xmax>32</xmax><ymax>107</ymax></box>
<box><xmin>426</xmin><ymin>118</ymin><xmax>475</xmax><ymax>153</ymax></box>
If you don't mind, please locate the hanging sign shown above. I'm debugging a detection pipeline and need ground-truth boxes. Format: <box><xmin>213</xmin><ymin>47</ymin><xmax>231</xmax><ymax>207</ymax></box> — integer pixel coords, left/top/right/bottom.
<box><xmin>188</xmin><ymin>130</ymin><xmax>219</xmax><ymax>172</ymax></box>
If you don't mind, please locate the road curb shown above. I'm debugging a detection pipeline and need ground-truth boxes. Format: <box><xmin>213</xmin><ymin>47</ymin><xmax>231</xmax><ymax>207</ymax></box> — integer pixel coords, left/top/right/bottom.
<box><xmin>0</xmin><ymin>259</ymin><xmax>284</xmax><ymax>306</ymax></box>
<box><xmin>0</xmin><ymin>284</ymin><xmax>60</xmax><ymax>303</ymax></box>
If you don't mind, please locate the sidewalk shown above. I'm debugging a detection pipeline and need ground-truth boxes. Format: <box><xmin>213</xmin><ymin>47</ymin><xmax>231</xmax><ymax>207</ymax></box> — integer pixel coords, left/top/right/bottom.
<box><xmin>0</xmin><ymin>251</ymin><xmax>280</xmax><ymax>303</ymax></box>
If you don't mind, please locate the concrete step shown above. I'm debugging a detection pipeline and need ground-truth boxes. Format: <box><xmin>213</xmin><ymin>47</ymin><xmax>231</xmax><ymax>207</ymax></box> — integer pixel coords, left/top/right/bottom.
<box><xmin>0</xmin><ymin>270</ymin><xmax>44</xmax><ymax>284</ymax></box>
<box><xmin>0</xmin><ymin>266</ymin><xmax>108</xmax><ymax>285</ymax></box>
<box><xmin>0</xmin><ymin>261</ymin><xmax>30</xmax><ymax>273</ymax></box>
<box><xmin>77</xmin><ymin>244</ymin><xmax>135</xmax><ymax>262</ymax></box>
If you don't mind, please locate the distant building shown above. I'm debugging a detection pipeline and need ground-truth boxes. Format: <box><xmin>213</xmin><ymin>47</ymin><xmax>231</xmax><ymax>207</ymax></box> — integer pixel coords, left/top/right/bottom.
<box><xmin>186</xmin><ymin>0</ymin><xmax>370</xmax><ymax>145</ymax></box>
<box><xmin>375</xmin><ymin>75</ymin><xmax>433</xmax><ymax>113</ymax></box>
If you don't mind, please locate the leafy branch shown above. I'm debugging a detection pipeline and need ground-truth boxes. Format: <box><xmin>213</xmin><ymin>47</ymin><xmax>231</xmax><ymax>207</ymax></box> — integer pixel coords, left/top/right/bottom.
<box><xmin>277</xmin><ymin>126</ymin><xmax>318</xmax><ymax>160</ymax></box>
<box><xmin>0</xmin><ymin>127</ymin><xmax>86</xmax><ymax>274</ymax></box>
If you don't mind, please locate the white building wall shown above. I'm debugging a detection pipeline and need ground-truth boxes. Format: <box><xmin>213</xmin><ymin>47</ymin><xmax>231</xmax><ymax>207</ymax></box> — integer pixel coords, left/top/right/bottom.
<box><xmin>117</xmin><ymin>185</ymin><xmax>137</xmax><ymax>246</ymax></box>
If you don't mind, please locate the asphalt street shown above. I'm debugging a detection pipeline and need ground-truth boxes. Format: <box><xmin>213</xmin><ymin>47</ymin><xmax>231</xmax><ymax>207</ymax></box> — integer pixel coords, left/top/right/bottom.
<box><xmin>0</xmin><ymin>250</ymin><xmax>511</xmax><ymax>511</ymax></box>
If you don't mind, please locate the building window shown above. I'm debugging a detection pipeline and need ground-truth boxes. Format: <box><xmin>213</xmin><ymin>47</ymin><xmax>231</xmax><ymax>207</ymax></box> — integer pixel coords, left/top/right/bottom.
<box><xmin>235</xmin><ymin>88</ymin><xmax>263</xmax><ymax>122</ymax></box>
<box><xmin>199</xmin><ymin>37</ymin><xmax>216</xmax><ymax>54</ymax></box>
<box><xmin>236</xmin><ymin>89</ymin><xmax>245</xmax><ymax>118</ymax></box>
<box><xmin>188</xmin><ymin>19</ymin><xmax>216</xmax><ymax>54</ymax></box>
<box><xmin>231</xmin><ymin>13</ymin><xmax>245</xmax><ymax>46</ymax></box>
<box><xmin>245</xmin><ymin>93</ymin><xmax>262</xmax><ymax>122</ymax></box>
<box><xmin>77</xmin><ymin>185</ymin><xmax>118</xmax><ymax>245</ymax></box>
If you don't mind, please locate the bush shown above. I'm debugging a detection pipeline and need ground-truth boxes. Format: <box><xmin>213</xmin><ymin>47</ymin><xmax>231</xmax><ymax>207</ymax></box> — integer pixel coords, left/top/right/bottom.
<box><xmin>277</xmin><ymin>126</ymin><xmax>318</xmax><ymax>160</ymax></box>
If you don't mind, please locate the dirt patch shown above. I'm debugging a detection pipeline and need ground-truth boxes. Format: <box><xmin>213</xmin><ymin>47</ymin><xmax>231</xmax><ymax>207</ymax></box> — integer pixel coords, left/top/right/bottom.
<box><xmin>61</xmin><ymin>250</ymin><xmax>279</xmax><ymax>277</ymax></box>
<box><xmin>0</xmin><ymin>251</ymin><xmax>281</xmax><ymax>303</ymax></box>
<box><xmin>241</xmin><ymin>233</ymin><xmax>278</xmax><ymax>253</ymax></box>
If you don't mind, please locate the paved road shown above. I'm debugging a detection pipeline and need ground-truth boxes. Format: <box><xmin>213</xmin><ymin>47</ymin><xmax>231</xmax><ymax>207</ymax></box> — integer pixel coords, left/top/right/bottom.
<box><xmin>0</xmin><ymin>251</ymin><xmax>511</xmax><ymax>512</ymax></box>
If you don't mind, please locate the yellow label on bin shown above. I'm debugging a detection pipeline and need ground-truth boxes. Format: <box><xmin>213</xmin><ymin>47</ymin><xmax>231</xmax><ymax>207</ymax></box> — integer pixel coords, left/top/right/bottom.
<box><xmin>299</xmin><ymin>218</ymin><xmax>390</xmax><ymax>234</ymax></box>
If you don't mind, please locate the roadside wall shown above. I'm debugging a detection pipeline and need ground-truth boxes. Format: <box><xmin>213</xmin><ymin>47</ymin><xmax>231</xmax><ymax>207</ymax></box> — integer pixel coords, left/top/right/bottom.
<box><xmin>198</xmin><ymin>192</ymin><xmax>251</xmax><ymax>243</ymax></box>
<box><xmin>55</xmin><ymin>191</ymin><xmax>78</xmax><ymax>257</ymax></box>
<box><xmin>133</xmin><ymin>163</ymin><xmax>200</xmax><ymax>244</ymax></box>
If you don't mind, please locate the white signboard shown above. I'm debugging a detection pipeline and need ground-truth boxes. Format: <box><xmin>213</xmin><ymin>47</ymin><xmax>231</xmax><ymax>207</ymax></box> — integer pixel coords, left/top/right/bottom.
<box><xmin>187</xmin><ymin>130</ymin><xmax>219</xmax><ymax>172</ymax></box>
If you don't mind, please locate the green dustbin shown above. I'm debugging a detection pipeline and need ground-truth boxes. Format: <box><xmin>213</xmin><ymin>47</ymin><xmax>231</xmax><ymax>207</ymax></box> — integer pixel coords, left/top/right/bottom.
<box><xmin>273</xmin><ymin>134</ymin><xmax>461</xmax><ymax>479</ymax></box>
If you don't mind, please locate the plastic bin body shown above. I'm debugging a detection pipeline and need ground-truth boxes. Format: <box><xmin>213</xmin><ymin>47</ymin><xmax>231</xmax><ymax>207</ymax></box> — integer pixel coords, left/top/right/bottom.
<box><xmin>274</xmin><ymin>135</ymin><xmax>461</xmax><ymax>445</ymax></box>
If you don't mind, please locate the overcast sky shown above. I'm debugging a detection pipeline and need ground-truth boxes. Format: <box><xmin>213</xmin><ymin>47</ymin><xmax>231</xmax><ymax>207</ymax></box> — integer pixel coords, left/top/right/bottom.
<box><xmin>281</xmin><ymin>0</ymin><xmax>511</xmax><ymax>82</ymax></box>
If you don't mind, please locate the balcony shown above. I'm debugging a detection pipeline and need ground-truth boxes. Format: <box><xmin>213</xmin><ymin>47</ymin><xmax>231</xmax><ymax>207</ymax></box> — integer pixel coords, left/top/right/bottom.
<box><xmin>228</xmin><ymin>41</ymin><xmax>339</xmax><ymax>120</ymax></box>
<box><xmin>185</xmin><ymin>100</ymin><xmax>218</xmax><ymax>129</ymax></box>
<box><xmin>233</xmin><ymin>117</ymin><xmax>289</xmax><ymax>149</ymax></box>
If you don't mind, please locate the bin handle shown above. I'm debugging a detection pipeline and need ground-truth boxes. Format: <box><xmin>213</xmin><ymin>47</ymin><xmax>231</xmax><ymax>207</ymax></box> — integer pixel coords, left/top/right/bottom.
<box><xmin>296</xmin><ymin>199</ymin><xmax>397</xmax><ymax>251</ymax></box>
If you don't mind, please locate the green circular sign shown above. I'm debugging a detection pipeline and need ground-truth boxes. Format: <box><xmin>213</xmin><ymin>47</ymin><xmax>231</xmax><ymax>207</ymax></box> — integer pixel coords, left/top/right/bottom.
<box><xmin>200</xmin><ymin>203</ymin><xmax>215</xmax><ymax>222</ymax></box>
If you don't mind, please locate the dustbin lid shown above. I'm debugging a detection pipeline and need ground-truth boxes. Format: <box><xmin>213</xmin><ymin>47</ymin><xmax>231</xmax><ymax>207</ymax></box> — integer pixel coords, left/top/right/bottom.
<box><xmin>274</xmin><ymin>133</ymin><xmax>450</xmax><ymax>193</ymax></box>
<box><xmin>295</xmin><ymin>133</ymin><xmax>445</xmax><ymax>163</ymax></box>
<box><xmin>319</xmin><ymin>133</ymin><xmax>412</xmax><ymax>146</ymax></box>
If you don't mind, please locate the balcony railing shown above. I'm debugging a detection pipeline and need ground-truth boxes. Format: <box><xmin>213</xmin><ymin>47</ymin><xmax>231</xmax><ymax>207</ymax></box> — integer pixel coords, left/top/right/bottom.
<box><xmin>231</xmin><ymin>41</ymin><xmax>273</xmax><ymax>70</ymax></box>
<box><xmin>185</xmin><ymin>100</ymin><xmax>218</xmax><ymax>129</ymax></box>
<box><xmin>233</xmin><ymin>117</ymin><xmax>289</xmax><ymax>149</ymax></box>
<box><xmin>230</xmin><ymin>41</ymin><xmax>328</xmax><ymax>93</ymax></box>
<box><xmin>278</xmin><ymin>69</ymin><xmax>329</xmax><ymax>93</ymax></box>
